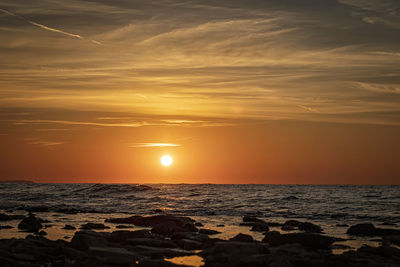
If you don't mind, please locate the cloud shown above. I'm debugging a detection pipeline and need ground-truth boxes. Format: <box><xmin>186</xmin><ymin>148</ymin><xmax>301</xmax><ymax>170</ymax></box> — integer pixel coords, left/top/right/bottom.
<box><xmin>0</xmin><ymin>8</ymin><xmax>101</xmax><ymax>44</ymax></box>
<box><xmin>129</xmin><ymin>143</ymin><xmax>180</xmax><ymax>148</ymax></box>
<box><xmin>24</xmin><ymin>137</ymin><xmax>63</xmax><ymax>149</ymax></box>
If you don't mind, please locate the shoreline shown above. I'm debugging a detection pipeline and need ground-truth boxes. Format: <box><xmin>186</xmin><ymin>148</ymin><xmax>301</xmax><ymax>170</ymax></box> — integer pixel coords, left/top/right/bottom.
<box><xmin>1</xmin><ymin>212</ymin><xmax>400</xmax><ymax>266</ymax></box>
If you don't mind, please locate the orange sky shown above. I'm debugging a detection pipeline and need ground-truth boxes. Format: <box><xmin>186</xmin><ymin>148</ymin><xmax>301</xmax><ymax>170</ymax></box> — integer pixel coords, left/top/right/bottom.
<box><xmin>1</xmin><ymin>0</ymin><xmax>400</xmax><ymax>184</ymax></box>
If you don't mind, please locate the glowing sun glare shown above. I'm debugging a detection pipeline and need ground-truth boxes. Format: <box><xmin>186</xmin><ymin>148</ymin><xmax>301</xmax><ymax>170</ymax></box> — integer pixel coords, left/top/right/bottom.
<box><xmin>161</xmin><ymin>155</ymin><xmax>173</xmax><ymax>167</ymax></box>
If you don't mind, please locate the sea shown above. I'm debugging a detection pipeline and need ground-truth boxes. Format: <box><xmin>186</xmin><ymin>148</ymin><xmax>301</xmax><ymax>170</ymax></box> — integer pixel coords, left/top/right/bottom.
<box><xmin>0</xmin><ymin>183</ymin><xmax>399</xmax><ymax>251</ymax></box>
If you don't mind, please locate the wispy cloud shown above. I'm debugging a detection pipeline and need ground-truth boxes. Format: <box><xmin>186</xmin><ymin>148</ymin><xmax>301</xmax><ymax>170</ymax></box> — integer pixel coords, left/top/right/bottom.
<box><xmin>0</xmin><ymin>8</ymin><xmax>101</xmax><ymax>44</ymax></box>
<box><xmin>24</xmin><ymin>137</ymin><xmax>63</xmax><ymax>149</ymax></box>
<box><xmin>129</xmin><ymin>143</ymin><xmax>181</xmax><ymax>148</ymax></box>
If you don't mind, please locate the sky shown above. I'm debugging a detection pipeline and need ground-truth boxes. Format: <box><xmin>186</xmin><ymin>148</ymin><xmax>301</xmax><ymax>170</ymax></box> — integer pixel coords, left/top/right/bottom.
<box><xmin>0</xmin><ymin>0</ymin><xmax>399</xmax><ymax>184</ymax></box>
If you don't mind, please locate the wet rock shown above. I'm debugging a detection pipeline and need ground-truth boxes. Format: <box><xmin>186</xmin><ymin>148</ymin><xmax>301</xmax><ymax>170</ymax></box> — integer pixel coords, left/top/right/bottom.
<box><xmin>0</xmin><ymin>225</ymin><xmax>13</xmax><ymax>229</ymax></box>
<box><xmin>109</xmin><ymin>229</ymin><xmax>153</xmax><ymax>243</ymax></box>
<box><xmin>336</xmin><ymin>223</ymin><xmax>349</xmax><ymax>227</ymax></box>
<box><xmin>69</xmin><ymin>231</ymin><xmax>110</xmax><ymax>251</ymax></box>
<box><xmin>243</xmin><ymin>216</ymin><xmax>265</xmax><ymax>224</ymax></box>
<box><xmin>251</xmin><ymin>223</ymin><xmax>270</xmax><ymax>232</ymax></box>
<box><xmin>174</xmin><ymin>238</ymin><xmax>203</xmax><ymax>250</ymax></box>
<box><xmin>151</xmin><ymin>220</ymin><xmax>198</xmax><ymax>235</ymax></box>
<box><xmin>298</xmin><ymin>222</ymin><xmax>323</xmax><ymax>233</ymax></box>
<box><xmin>116</xmin><ymin>224</ymin><xmax>133</xmax><ymax>229</ymax></box>
<box><xmin>199</xmin><ymin>228</ymin><xmax>221</xmax><ymax>235</ymax></box>
<box><xmin>230</xmin><ymin>233</ymin><xmax>254</xmax><ymax>243</ymax></box>
<box><xmin>261</xmin><ymin>231</ymin><xmax>286</xmax><ymax>246</ymax></box>
<box><xmin>152</xmin><ymin>209</ymin><xmax>163</xmax><ymax>214</ymax></box>
<box><xmin>88</xmin><ymin>246</ymin><xmax>137</xmax><ymax>265</ymax></box>
<box><xmin>380</xmin><ymin>222</ymin><xmax>397</xmax><ymax>226</ymax></box>
<box><xmin>263</xmin><ymin>232</ymin><xmax>336</xmax><ymax>250</ymax></box>
<box><xmin>216</xmin><ymin>224</ymin><xmax>225</xmax><ymax>227</ymax></box>
<box><xmin>18</xmin><ymin>214</ymin><xmax>43</xmax><ymax>232</ymax></box>
<box><xmin>347</xmin><ymin>223</ymin><xmax>376</xmax><ymax>236</ymax></box>
<box><xmin>127</xmin><ymin>238</ymin><xmax>178</xmax><ymax>248</ymax></box>
<box><xmin>281</xmin><ymin>220</ymin><xmax>323</xmax><ymax>233</ymax></box>
<box><xmin>331</xmin><ymin>244</ymin><xmax>352</xmax><ymax>250</ymax></box>
<box><xmin>63</xmin><ymin>224</ymin><xmax>76</xmax><ymax>230</ymax></box>
<box><xmin>105</xmin><ymin>215</ymin><xmax>142</xmax><ymax>224</ymax></box>
<box><xmin>202</xmin><ymin>241</ymin><xmax>268</xmax><ymax>263</ymax></box>
<box><xmin>137</xmin><ymin>258</ymin><xmax>188</xmax><ymax>267</ymax></box>
<box><xmin>194</xmin><ymin>222</ymin><xmax>204</xmax><ymax>227</ymax></box>
<box><xmin>132</xmin><ymin>245</ymin><xmax>194</xmax><ymax>259</ymax></box>
<box><xmin>170</xmin><ymin>232</ymin><xmax>210</xmax><ymax>243</ymax></box>
<box><xmin>38</xmin><ymin>230</ymin><xmax>47</xmax><ymax>236</ymax></box>
<box><xmin>80</xmin><ymin>223</ymin><xmax>110</xmax><ymax>230</ymax></box>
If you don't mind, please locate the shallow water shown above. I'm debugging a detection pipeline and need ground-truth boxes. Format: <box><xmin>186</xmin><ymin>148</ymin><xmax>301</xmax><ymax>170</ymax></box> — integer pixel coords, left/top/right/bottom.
<box><xmin>0</xmin><ymin>183</ymin><xmax>399</xmax><ymax>259</ymax></box>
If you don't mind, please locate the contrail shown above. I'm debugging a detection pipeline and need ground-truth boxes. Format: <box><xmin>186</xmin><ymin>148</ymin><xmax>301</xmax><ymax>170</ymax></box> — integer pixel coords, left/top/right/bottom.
<box><xmin>0</xmin><ymin>8</ymin><xmax>101</xmax><ymax>44</ymax></box>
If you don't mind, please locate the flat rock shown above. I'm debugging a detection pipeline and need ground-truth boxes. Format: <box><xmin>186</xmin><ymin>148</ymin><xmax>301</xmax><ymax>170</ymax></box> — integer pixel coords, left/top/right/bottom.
<box><xmin>62</xmin><ymin>224</ymin><xmax>76</xmax><ymax>230</ymax></box>
<box><xmin>0</xmin><ymin>213</ymin><xmax>25</xmax><ymax>221</ymax></box>
<box><xmin>109</xmin><ymin>229</ymin><xmax>153</xmax><ymax>243</ymax></box>
<box><xmin>132</xmin><ymin>245</ymin><xmax>194</xmax><ymax>258</ymax></box>
<box><xmin>69</xmin><ymin>231</ymin><xmax>110</xmax><ymax>251</ymax></box>
<box><xmin>347</xmin><ymin>223</ymin><xmax>376</xmax><ymax>236</ymax></box>
<box><xmin>88</xmin><ymin>246</ymin><xmax>137</xmax><ymax>265</ymax></box>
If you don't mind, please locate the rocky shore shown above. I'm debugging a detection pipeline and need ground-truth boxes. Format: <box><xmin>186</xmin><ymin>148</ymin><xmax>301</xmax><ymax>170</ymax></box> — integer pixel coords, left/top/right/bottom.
<box><xmin>0</xmin><ymin>213</ymin><xmax>400</xmax><ymax>266</ymax></box>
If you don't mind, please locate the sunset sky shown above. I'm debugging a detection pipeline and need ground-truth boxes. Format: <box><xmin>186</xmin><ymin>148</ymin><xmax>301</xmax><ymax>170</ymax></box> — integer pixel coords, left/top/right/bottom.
<box><xmin>1</xmin><ymin>0</ymin><xmax>399</xmax><ymax>184</ymax></box>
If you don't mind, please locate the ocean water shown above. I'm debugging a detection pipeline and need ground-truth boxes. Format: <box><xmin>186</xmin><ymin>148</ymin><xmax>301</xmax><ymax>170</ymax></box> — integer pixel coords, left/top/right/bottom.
<box><xmin>0</xmin><ymin>183</ymin><xmax>399</xmax><ymax>249</ymax></box>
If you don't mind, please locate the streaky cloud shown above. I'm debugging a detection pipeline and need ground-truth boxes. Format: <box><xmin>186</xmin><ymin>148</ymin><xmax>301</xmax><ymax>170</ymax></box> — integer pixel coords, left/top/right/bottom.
<box><xmin>0</xmin><ymin>8</ymin><xmax>101</xmax><ymax>44</ymax></box>
<box><xmin>129</xmin><ymin>143</ymin><xmax>180</xmax><ymax>148</ymax></box>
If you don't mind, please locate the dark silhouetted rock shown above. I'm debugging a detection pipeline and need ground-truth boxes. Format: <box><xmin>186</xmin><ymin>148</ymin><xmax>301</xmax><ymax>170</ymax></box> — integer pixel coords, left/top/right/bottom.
<box><xmin>127</xmin><ymin>238</ymin><xmax>178</xmax><ymax>248</ymax></box>
<box><xmin>199</xmin><ymin>229</ymin><xmax>221</xmax><ymax>235</ymax></box>
<box><xmin>243</xmin><ymin>216</ymin><xmax>265</xmax><ymax>224</ymax></box>
<box><xmin>109</xmin><ymin>230</ymin><xmax>153</xmax><ymax>243</ymax></box>
<box><xmin>63</xmin><ymin>224</ymin><xmax>76</xmax><ymax>230</ymax></box>
<box><xmin>116</xmin><ymin>224</ymin><xmax>133</xmax><ymax>229</ymax></box>
<box><xmin>0</xmin><ymin>225</ymin><xmax>13</xmax><ymax>229</ymax></box>
<box><xmin>26</xmin><ymin>206</ymin><xmax>49</xmax><ymax>212</ymax></box>
<box><xmin>80</xmin><ymin>223</ymin><xmax>110</xmax><ymax>230</ymax></box>
<box><xmin>347</xmin><ymin>223</ymin><xmax>376</xmax><ymax>236</ymax></box>
<box><xmin>194</xmin><ymin>222</ymin><xmax>204</xmax><ymax>227</ymax></box>
<box><xmin>174</xmin><ymin>238</ymin><xmax>203</xmax><ymax>250</ymax></box>
<box><xmin>216</xmin><ymin>224</ymin><xmax>224</xmax><ymax>227</ymax></box>
<box><xmin>88</xmin><ymin>246</ymin><xmax>137</xmax><ymax>265</ymax></box>
<box><xmin>230</xmin><ymin>233</ymin><xmax>253</xmax><ymax>243</ymax></box>
<box><xmin>18</xmin><ymin>214</ymin><xmax>43</xmax><ymax>232</ymax></box>
<box><xmin>251</xmin><ymin>223</ymin><xmax>270</xmax><ymax>232</ymax></box>
<box><xmin>132</xmin><ymin>245</ymin><xmax>194</xmax><ymax>258</ymax></box>
<box><xmin>283</xmin><ymin>196</ymin><xmax>299</xmax><ymax>200</ymax></box>
<box><xmin>298</xmin><ymin>222</ymin><xmax>323</xmax><ymax>233</ymax></box>
<box><xmin>263</xmin><ymin>232</ymin><xmax>336</xmax><ymax>250</ymax></box>
<box><xmin>70</xmin><ymin>231</ymin><xmax>110</xmax><ymax>251</ymax></box>
<box><xmin>281</xmin><ymin>220</ymin><xmax>302</xmax><ymax>231</ymax></box>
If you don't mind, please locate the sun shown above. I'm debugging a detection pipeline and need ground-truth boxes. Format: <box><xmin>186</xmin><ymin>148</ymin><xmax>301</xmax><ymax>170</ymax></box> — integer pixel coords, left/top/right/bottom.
<box><xmin>160</xmin><ymin>155</ymin><xmax>173</xmax><ymax>167</ymax></box>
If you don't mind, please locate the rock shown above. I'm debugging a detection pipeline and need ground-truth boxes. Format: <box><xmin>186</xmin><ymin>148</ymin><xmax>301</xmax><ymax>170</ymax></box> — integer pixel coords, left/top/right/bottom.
<box><xmin>194</xmin><ymin>222</ymin><xmax>204</xmax><ymax>227</ymax></box>
<box><xmin>0</xmin><ymin>225</ymin><xmax>13</xmax><ymax>229</ymax></box>
<box><xmin>347</xmin><ymin>223</ymin><xmax>376</xmax><ymax>236</ymax></box>
<box><xmin>230</xmin><ymin>233</ymin><xmax>253</xmax><ymax>243</ymax></box>
<box><xmin>281</xmin><ymin>220</ymin><xmax>323</xmax><ymax>233</ymax></box>
<box><xmin>88</xmin><ymin>246</ymin><xmax>137</xmax><ymax>265</ymax></box>
<box><xmin>70</xmin><ymin>231</ymin><xmax>110</xmax><ymax>251</ymax></box>
<box><xmin>202</xmin><ymin>241</ymin><xmax>268</xmax><ymax>260</ymax></box>
<box><xmin>375</xmin><ymin>228</ymin><xmax>400</xmax><ymax>236</ymax></box>
<box><xmin>80</xmin><ymin>223</ymin><xmax>110</xmax><ymax>230</ymax></box>
<box><xmin>336</xmin><ymin>223</ymin><xmax>349</xmax><ymax>227</ymax></box>
<box><xmin>199</xmin><ymin>229</ymin><xmax>221</xmax><ymax>235</ymax></box>
<box><xmin>174</xmin><ymin>238</ymin><xmax>203</xmax><ymax>250</ymax></box>
<box><xmin>380</xmin><ymin>222</ymin><xmax>397</xmax><ymax>226</ymax></box>
<box><xmin>216</xmin><ymin>224</ymin><xmax>225</xmax><ymax>227</ymax></box>
<box><xmin>263</xmin><ymin>232</ymin><xmax>336</xmax><ymax>250</ymax></box>
<box><xmin>152</xmin><ymin>220</ymin><xmax>198</xmax><ymax>236</ymax></box>
<box><xmin>18</xmin><ymin>214</ymin><xmax>43</xmax><ymax>232</ymax></box>
<box><xmin>109</xmin><ymin>230</ymin><xmax>153</xmax><ymax>243</ymax></box>
<box><xmin>251</xmin><ymin>223</ymin><xmax>270</xmax><ymax>232</ymax></box>
<box><xmin>127</xmin><ymin>238</ymin><xmax>178</xmax><ymax>248</ymax></box>
<box><xmin>106</xmin><ymin>214</ymin><xmax>194</xmax><ymax>227</ymax></box>
<box><xmin>170</xmin><ymin>232</ymin><xmax>210</xmax><ymax>243</ymax></box>
<box><xmin>298</xmin><ymin>222</ymin><xmax>323</xmax><ymax>233</ymax></box>
<box><xmin>132</xmin><ymin>245</ymin><xmax>194</xmax><ymax>258</ymax></box>
<box><xmin>116</xmin><ymin>224</ymin><xmax>133</xmax><ymax>229</ymax></box>
<box><xmin>152</xmin><ymin>209</ymin><xmax>163</xmax><ymax>214</ymax></box>
<box><xmin>63</xmin><ymin>224</ymin><xmax>76</xmax><ymax>230</ymax></box>
<box><xmin>331</xmin><ymin>244</ymin><xmax>352</xmax><ymax>250</ymax></box>
<box><xmin>38</xmin><ymin>230</ymin><xmax>47</xmax><ymax>236</ymax></box>
<box><xmin>262</xmin><ymin>231</ymin><xmax>286</xmax><ymax>246</ymax></box>
<box><xmin>243</xmin><ymin>216</ymin><xmax>265</xmax><ymax>224</ymax></box>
